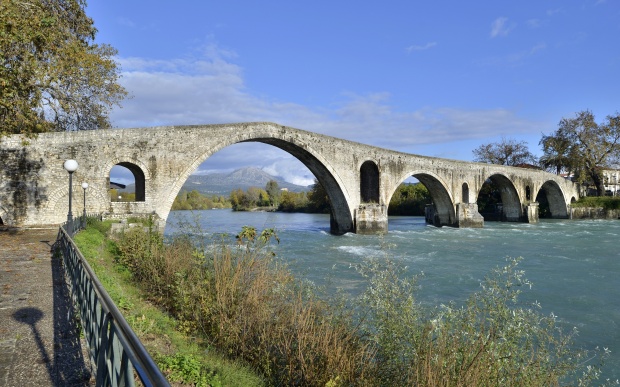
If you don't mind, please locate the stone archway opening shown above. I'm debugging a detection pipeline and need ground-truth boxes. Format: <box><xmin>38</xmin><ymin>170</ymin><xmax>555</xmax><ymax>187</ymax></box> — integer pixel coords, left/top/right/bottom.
<box><xmin>462</xmin><ymin>183</ymin><xmax>470</xmax><ymax>204</ymax></box>
<box><xmin>165</xmin><ymin>141</ymin><xmax>354</xmax><ymax>235</ymax></box>
<box><xmin>360</xmin><ymin>161</ymin><xmax>379</xmax><ymax>203</ymax></box>
<box><xmin>536</xmin><ymin>181</ymin><xmax>569</xmax><ymax>219</ymax></box>
<box><xmin>388</xmin><ymin>177</ymin><xmax>431</xmax><ymax>216</ymax></box>
<box><xmin>389</xmin><ymin>173</ymin><xmax>455</xmax><ymax>227</ymax></box>
<box><xmin>109</xmin><ymin>162</ymin><xmax>145</xmax><ymax>202</ymax></box>
<box><xmin>477</xmin><ymin>174</ymin><xmax>522</xmax><ymax>221</ymax></box>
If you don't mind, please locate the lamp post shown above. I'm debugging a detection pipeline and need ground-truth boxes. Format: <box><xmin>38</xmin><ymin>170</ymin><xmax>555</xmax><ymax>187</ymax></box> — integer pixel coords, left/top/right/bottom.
<box><xmin>81</xmin><ymin>182</ymin><xmax>89</xmax><ymax>225</ymax></box>
<box><xmin>63</xmin><ymin>159</ymin><xmax>78</xmax><ymax>235</ymax></box>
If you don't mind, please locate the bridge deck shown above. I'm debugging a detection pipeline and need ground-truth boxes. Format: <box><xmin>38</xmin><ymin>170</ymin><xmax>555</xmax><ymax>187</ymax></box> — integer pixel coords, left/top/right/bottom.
<box><xmin>0</xmin><ymin>228</ymin><xmax>92</xmax><ymax>386</ymax></box>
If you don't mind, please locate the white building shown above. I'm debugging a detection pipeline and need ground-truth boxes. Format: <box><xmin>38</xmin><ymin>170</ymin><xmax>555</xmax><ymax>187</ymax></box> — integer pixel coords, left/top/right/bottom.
<box><xmin>602</xmin><ymin>169</ymin><xmax>620</xmax><ymax>196</ymax></box>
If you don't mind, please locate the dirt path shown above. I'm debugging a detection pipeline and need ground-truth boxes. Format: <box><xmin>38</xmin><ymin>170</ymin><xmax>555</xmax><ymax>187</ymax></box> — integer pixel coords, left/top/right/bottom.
<box><xmin>0</xmin><ymin>228</ymin><xmax>92</xmax><ymax>386</ymax></box>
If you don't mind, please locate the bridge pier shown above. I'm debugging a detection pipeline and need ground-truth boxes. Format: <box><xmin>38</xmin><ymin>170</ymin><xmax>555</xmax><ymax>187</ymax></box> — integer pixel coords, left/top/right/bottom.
<box><xmin>354</xmin><ymin>204</ymin><xmax>388</xmax><ymax>234</ymax></box>
<box><xmin>456</xmin><ymin>203</ymin><xmax>484</xmax><ymax>228</ymax></box>
<box><xmin>524</xmin><ymin>202</ymin><xmax>539</xmax><ymax>223</ymax></box>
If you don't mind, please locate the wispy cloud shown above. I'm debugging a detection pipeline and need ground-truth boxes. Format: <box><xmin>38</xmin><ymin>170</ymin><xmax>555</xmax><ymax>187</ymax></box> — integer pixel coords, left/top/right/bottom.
<box><xmin>405</xmin><ymin>42</ymin><xmax>437</xmax><ymax>53</ymax></box>
<box><xmin>526</xmin><ymin>19</ymin><xmax>542</xmax><ymax>29</ymax></box>
<box><xmin>110</xmin><ymin>44</ymin><xmax>545</xmax><ymax>180</ymax></box>
<box><xmin>490</xmin><ymin>17</ymin><xmax>514</xmax><ymax>38</ymax></box>
<box><xmin>116</xmin><ymin>17</ymin><xmax>136</xmax><ymax>28</ymax></box>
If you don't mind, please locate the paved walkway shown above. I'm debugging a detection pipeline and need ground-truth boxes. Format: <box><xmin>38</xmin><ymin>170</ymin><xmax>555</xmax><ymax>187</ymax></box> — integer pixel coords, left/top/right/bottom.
<box><xmin>0</xmin><ymin>227</ymin><xmax>92</xmax><ymax>386</ymax></box>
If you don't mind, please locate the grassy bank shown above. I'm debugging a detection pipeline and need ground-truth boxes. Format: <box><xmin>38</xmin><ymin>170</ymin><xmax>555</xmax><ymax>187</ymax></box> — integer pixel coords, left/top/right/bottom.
<box><xmin>73</xmin><ymin>219</ymin><xmax>610</xmax><ymax>386</ymax></box>
<box><xmin>571</xmin><ymin>196</ymin><xmax>620</xmax><ymax>210</ymax></box>
<box><xmin>73</xmin><ymin>220</ymin><xmax>264</xmax><ymax>386</ymax></box>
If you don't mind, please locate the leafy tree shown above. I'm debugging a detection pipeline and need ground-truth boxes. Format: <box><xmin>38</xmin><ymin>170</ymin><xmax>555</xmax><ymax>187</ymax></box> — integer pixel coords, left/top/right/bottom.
<box><xmin>539</xmin><ymin>132</ymin><xmax>574</xmax><ymax>175</ymax></box>
<box><xmin>472</xmin><ymin>137</ymin><xmax>536</xmax><ymax>166</ymax></box>
<box><xmin>0</xmin><ymin>0</ymin><xmax>127</xmax><ymax>136</ymax></box>
<box><xmin>278</xmin><ymin>190</ymin><xmax>308</xmax><ymax>212</ymax></box>
<box><xmin>265</xmin><ymin>180</ymin><xmax>280</xmax><ymax>207</ymax></box>
<box><xmin>388</xmin><ymin>183</ymin><xmax>431</xmax><ymax>215</ymax></box>
<box><xmin>542</xmin><ymin>110</ymin><xmax>620</xmax><ymax>196</ymax></box>
<box><xmin>306</xmin><ymin>179</ymin><xmax>330</xmax><ymax>213</ymax></box>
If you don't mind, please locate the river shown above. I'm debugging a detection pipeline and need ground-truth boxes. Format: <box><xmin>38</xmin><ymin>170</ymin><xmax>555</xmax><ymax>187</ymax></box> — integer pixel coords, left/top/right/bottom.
<box><xmin>165</xmin><ymin>210</ymin><xmax>620</xmax><ymax>381</ymax></box>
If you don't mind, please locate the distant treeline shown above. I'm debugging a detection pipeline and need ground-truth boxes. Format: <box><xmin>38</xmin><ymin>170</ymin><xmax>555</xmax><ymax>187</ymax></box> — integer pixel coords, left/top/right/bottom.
<box><xmin>172</xmin><ymin>190</ymin><xmax>231</xmax><ymax>210</ymax></box>
<box><xmin>230</xmin><ymin>179</ymin><xmax>330</xmax><ymax>213</ymax></box>
<box><xmin>172</xmin><ymin>180</ymin><xmax>432</xmax><ymax>216</ymax></box>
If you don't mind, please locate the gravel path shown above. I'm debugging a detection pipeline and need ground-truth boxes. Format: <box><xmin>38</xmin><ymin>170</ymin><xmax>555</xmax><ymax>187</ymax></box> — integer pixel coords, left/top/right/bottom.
<box><xmin>0</xmin><ymin>227</ymin><xmax>92</xmax><ymax>386</ymax></box>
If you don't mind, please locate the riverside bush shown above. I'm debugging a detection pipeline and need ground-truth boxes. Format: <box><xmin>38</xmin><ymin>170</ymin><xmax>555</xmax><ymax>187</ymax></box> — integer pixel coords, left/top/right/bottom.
<box><xmin>572</xmin><ymin>196</ymin><xmax>620</xmax><ymax>210</ymax></box>
<box><xmin>110</xmin><ymin>223</ymin><xmax>610</xmax><ymax>386</ymax></box>
<box><xmin>354</xmin><ymin>257</ymin><xmax>610</xmax><ymax>386</ymax></box>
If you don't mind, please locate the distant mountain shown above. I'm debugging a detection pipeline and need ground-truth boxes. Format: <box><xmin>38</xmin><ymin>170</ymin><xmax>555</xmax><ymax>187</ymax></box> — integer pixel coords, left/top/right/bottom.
<box><xmin>119</xmin><ymin>166</ymin><xmax>312</xmax><ymax>196</ymax></box>
<box><xmin>180</xmin><ymin>167</ymin><xmax>311</xmax><ymax>196</ymax></box>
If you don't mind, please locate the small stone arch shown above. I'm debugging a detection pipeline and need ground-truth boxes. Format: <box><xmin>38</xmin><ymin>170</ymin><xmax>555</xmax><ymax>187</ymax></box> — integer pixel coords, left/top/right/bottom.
<box><xmin>110</xmin><ymin>161</ymin><xmax>146</xmax><ymax>202</ymax></box>
<box><xmin>462</xmin><ymin>182</ymin><xmax>470</xmax><ymax>204</ymax></box>
<box><xmin>536</xmin><ymin>180</ymin><xmax>569</xmax><ymax>218</ymax></box>
<box><xmin>390</xmin><ymin>171</ymin><xmax>456</xmax><ymax>227</ymax></box>
<box><xmin>47</xmin><ymin>183</ymin><xmax>110</xmax><ymax>224</ymax></box>
<box><xmin>526</xmin><ymin>185</ymin><xmax>531</xmax><ymax>201</ymax></box>
<box><xmin>478</xmin><ymin>174</ymin><xmax>522</xmax><ymax>221</ymax></box>
<box><xmin>360</xmin><ymin>160</ymin><xmax>380</xmax><ymax>203</ymax></box>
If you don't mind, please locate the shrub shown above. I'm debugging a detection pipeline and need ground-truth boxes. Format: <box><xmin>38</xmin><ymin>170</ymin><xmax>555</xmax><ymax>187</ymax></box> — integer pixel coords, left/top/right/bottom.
<box><xmin>115</xmin><ymin>226</ymin><xmax>376</xmax><ymax>385</ymax></box>
<box><xmin>112</xmin><ymin>225</ymin><xmax>610</xmax><ymax>386</ymax></box>
<box><xmin>572</xmin><ymin>196</ymin><xmax>620</xmax><ymax>210</ymax></box>
<box><xmin>354</xmin><ymin>257</ymin><xmax>609</xmax><ymax>386</ymax></box>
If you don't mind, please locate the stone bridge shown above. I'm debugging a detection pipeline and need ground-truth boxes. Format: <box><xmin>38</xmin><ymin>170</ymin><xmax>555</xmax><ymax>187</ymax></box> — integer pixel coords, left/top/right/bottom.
<box><xmin>0</xmin><ymin>122</ymin><xmax>579</xmax><ymax>234</ymax></box>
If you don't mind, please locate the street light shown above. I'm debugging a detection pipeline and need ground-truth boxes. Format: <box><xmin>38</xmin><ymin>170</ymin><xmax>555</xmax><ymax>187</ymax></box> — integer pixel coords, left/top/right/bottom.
<box><xmin>81</xmin><ymin>182</ymin><xmax>89</xmax><ymax>224</ymax></box>
<box><xmin>63</xmin><ymin>159</ymin><xmax>78</xmax><ymax>235</ymax></box>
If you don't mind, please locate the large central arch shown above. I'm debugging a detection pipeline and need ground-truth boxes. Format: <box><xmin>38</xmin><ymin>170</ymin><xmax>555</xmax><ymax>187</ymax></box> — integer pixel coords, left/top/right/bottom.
<box><xmin>164</xmin><ymin>135</ymin><xmax>354</xmax><ymax>235</ymax></box>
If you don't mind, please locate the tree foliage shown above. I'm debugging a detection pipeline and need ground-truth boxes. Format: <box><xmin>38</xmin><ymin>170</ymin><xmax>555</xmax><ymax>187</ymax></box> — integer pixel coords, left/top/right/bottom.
<box><xmin>0</xmin><ymin>0</ymin><xmax>127</xmax><ymax>136</ymax></box>
<box><xmin>541</xmin><ymin>110</ymin><xmax>620</xmax><ymax>196</ymax></box>
<box><xmin>472</xmin><ymin>137</ymin><xmax>536</xmax><ymax>166</ymax></box>
<box><xmin>172</xmin><ymin>190</ymin><xmax>230</xmax><ymax>210</ymax></box>
<box><xmin>306</xmin><ymin>179</ymin><xmax>331</xmax><ymax>213</ymax></box>
<box><xmin>539</xmin><ymin>132</ymin><xmax>573</xmax><ymax>175</ymax></box>
<box><xmin>388</xmin><ymin>183</ymin><xmax>431</xmax><ymax>216</ymax></box>
<box><xmin>265</xmin><ymin>180</ymin><xmax>280</xmax><ymax>206</ymax></box>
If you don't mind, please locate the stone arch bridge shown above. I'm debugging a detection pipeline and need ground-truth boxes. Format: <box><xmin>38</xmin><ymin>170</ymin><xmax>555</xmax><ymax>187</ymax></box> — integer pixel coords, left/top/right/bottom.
<box><xmin>0</xmin><ymin>122</ymin><xmax>579</xmax><ymax>234</ymax></box>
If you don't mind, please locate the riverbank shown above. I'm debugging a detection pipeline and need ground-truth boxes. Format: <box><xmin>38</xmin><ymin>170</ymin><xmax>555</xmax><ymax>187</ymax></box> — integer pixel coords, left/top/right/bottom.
<box><xmin>570</xmin><ymin>207</ymin><xmax>620</xmax><ymax>219</ymax></box>
<box><xmin>73</xmin><ymin>221</ymin><xmax>264</xmax><ymax>386</ymax></box>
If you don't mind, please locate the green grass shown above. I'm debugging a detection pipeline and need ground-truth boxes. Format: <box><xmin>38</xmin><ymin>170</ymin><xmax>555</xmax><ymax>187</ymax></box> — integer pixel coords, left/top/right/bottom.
<box><xmin>571</xmin><ymin>196</ymin><xmax>620</xmax><ymax>210</ymax></box>
<box><xmin>73</xmin><ymin>223</ymin><xmax>264</xmax><ymax>387</ymax></box>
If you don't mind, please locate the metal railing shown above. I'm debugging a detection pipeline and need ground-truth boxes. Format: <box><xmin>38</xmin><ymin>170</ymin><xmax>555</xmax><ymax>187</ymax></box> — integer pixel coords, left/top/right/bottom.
<box><xmin>57</xmin><ymin>219</ymin><xmax>170</xmax><ymax>387</ymax></box>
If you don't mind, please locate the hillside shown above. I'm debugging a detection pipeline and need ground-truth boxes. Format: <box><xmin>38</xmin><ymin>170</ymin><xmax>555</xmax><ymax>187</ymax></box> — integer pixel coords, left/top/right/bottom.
<box><xmin>119</xmin><ymin>167</ymin><xmax>311</xmax><ymax>196</ymax></box>
<box><xmin>180</xmin><ymin>167</ymin><xmax>311</xmax><ymax>195</ymax></box>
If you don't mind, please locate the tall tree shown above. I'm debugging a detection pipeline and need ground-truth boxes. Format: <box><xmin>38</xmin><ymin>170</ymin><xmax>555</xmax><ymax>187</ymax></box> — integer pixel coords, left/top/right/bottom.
<box><xmin>306</xmin><ymin>179</ymin><xmax>330</xmax><ymax>213</ymax></box>
<box><xmin>543</xmin><ymin>110</ymin><xmax>620</xmax><ymax>196</ymax></box>
<box><xmin>472</xmin><ymin>137</ymin><xmax>536</xmax><ymax>166</ymax></box>
<box><xmin>539</xmin><ymin>132</ymin><xmax>574</xmax><ymax>175</ymax></box>
<box><xmin>265</xmin><ymin>180</ymin><xmax>280</xmax><ymax>207</ymax></box>
<box><xmin>0</xmin><ymin>0</ymin><xmax>127</xmax><ymax>136</ymax></box>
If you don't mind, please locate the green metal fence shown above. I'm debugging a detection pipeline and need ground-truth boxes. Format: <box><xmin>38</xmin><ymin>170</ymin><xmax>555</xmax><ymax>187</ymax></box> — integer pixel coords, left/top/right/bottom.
<box><xmin>57</xmin><ymin>220</ymin><xmax>170</xmax><ymax>386</ymax></box>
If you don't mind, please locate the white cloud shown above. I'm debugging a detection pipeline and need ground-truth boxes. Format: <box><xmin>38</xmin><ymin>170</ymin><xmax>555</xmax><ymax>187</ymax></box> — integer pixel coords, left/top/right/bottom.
<box><xmin>490</xmin><ymin>17</ymin><xmax>514</xmax><ymax>38</ymax></box>
<box><xmin>406</xmin><ymin>42</ymin><xmax>437</xmax><ymax>53</ymax></box>
<box><xmin>110</xmin><ymin>45</ymin><xmax>545</xmax><ymax>184</ymax></box>
<box><xmin>263</xmin><ymin>158</ymin><xmax>315</xmax><ymax>186</ymax></box>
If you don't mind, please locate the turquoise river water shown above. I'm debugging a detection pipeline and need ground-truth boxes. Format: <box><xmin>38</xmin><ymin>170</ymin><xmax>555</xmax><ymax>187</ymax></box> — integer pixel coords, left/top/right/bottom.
<box><xmin>165</xmin><ymin>210</ymin><xmax>620</xmax><ymax>381</ymax></box>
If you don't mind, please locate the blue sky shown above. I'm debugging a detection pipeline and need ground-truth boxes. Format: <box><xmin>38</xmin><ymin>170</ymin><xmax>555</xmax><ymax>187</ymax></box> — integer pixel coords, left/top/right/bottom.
<box><xmin>88</xmin><ymin>1</ymin><xmax>620</xmax><ymax>186</ymax></box>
